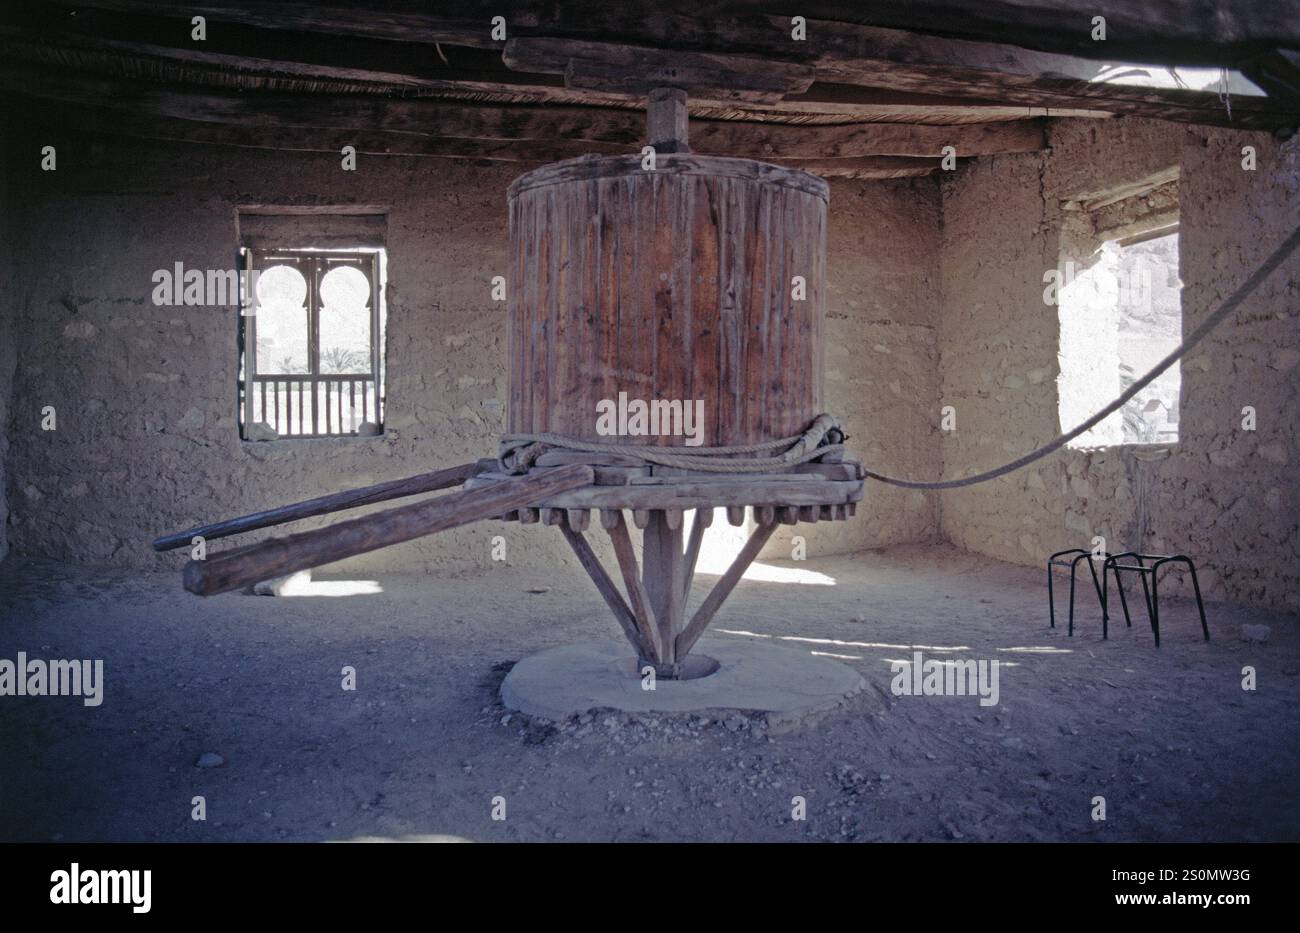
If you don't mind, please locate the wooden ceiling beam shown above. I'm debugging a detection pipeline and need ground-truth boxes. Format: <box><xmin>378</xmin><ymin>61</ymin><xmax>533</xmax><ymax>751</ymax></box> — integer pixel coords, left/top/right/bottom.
<box><xmin>44</xmin><ymin>1</ymin><xmax>1300</xmax><ymax>70</ymax></box>
<box><xmin>31</xmin><ymin>1</ymin><xmax>1298</xmax><ymax>130</ymax></box>
<box><xmin>0</xmin><ymin>65</ymin><xmax>1047</xmax><ymax>160</ymax></box>
<box><xmin>11</xmin><ymin>104</ymin><xmax>947</xmax><ymax>179</ymax></box>
<box><xmin>0</xmin><ymin>22</ymin><xmax>1103</xmax><ymax>124</ymax></box>
<box><xmin>781</xmin><ymin>1</ymin><xmax>1300</xmax><ymax>69</ymax></box>
<box><xmin>501</xmin><ymin>38</ymin><xmax>816</xmax><ymax>104</ymax></box>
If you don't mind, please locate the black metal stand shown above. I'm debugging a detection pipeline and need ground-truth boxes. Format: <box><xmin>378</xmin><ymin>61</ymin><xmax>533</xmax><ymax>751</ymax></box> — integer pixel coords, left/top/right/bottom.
<box><xmin>1047</xmin><ymin>548</ymin><xmax>1106</xmax><ymax>637</ymax></box>
<box><xmin>1103</xmin><ymin>552</ymin><xmax>1211</xmax><ymax>648</ymax></box>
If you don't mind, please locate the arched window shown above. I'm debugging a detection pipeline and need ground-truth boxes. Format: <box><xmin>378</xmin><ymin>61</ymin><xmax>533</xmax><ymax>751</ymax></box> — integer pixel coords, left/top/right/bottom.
<box><xmin>239</xmin><ymin>249</ymin><xmax>386</xmax><ymax>439</ymax></box>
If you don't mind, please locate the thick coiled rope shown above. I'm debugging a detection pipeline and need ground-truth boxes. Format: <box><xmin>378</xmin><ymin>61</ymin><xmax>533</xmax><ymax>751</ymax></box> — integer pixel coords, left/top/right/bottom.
<box><xmin>499</xmin><ymin>412</ymin><xmax>845</xmax><ymax>474</ymax></box>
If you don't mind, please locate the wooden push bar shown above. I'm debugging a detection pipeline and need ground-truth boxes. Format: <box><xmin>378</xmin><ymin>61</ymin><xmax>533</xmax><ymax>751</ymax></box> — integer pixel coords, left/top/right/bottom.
<box><xmin>153</xmin><ymin>461</ymin><xmax>485</xmax><ymax>552</ymax></box>
<box><xmin>182</xmin><ymin>464</ymin><xmax>594</xmax><ymax>597</ymax></box>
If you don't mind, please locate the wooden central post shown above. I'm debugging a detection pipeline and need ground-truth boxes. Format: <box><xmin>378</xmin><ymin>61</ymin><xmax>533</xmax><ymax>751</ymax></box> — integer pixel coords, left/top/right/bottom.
<box><xmin>646</xmin><ymin>87</ymin><xmax>689</xmax><ymax>153</ymax></box>
<box><xmin>559</xmin><ymin>506</ymin><xmax>783</xmax><ymax>678</ymax></box>
<box><xmin>641</xmin><ymin>510</ymin><xmax>686</xmax><ymax>669</ymax></box>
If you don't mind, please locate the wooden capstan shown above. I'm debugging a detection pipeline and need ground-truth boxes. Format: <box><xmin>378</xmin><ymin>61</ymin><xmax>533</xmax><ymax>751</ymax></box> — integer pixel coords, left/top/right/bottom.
<box><xmin>157</xmin><ymin>88</ymin><xmax>863</xmax><ymax>679</ymax></box>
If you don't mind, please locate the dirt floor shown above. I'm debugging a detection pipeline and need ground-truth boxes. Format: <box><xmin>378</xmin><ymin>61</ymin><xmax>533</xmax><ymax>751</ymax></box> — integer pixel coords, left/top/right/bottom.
<box><xmin>1</xmin><ymin>543</ymin><xmax>1297</xmax><ymax>843</ymax></box>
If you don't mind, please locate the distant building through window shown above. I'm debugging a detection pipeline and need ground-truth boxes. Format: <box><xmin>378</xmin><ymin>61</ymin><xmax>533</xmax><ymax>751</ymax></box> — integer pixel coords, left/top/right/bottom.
<box><xmin>238</xmin><ymin>248</ymin><xmax>387</xmax><ymax>439</ymax></box>
<box><xmin>1059</xmin><ymin>180</ymin><xmax>1180</xmax><ymax>448</ymax></box>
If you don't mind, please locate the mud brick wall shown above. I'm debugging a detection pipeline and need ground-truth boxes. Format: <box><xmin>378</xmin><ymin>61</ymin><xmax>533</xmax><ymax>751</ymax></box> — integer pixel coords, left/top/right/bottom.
<box><xmin>939</xmin><ymin>117</ymin><xmax>1300</xmax><ymax>612</ymax></box>
<box><xmin>1</xmin><ymin>131</ymin><xmax>941</xmax><ymax>573</ymax></box>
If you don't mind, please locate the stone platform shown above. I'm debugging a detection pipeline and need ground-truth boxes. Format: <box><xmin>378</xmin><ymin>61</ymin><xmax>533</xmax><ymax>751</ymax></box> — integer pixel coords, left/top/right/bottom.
<box><xmin>500</xmin><ymin>637</ymin><xmax>867</xmax><ymax>730</ymax></box>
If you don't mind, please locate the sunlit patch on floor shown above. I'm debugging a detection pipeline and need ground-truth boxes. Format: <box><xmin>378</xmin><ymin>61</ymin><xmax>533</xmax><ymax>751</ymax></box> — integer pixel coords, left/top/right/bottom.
<box><xmin>278</xmin><ymin>580</ymin><xmax>383</xmax><ymax>597</ymax></box>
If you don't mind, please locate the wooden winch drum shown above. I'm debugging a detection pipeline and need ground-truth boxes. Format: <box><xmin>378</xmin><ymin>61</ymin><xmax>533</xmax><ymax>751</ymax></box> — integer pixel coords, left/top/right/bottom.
<box><xmin>507</xmin><ymin>153</ymin><xmax>829</xmax><ymax>446</ymax></box>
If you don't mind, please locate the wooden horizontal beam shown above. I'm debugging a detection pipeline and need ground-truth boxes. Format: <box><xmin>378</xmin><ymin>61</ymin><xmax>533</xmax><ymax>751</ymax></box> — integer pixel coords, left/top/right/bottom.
<box><xmin>51</xmin><ymin>1</ymin><xmax>1300</xmax><ymax>70</ymax></box>
<box><xmin>183</xmin><ymin>463</ymin><xmax>595</xmax><ymax>596</ymax></box>
<box><xmin>40</xmin><ymin>0</ymin><xmax>1299</xmax><ymax>131</ymax></box>
<box><xmin>0</xmin><ymin>18</ymin><xmax>1094</xmax><ymax>125</ymax></box>
<box><xmin>0</xmin><ymin>65</ymin><xmax>1045</xmax><ymax>163</ymax></box>
<box><xmin>14</xmin><ymin>103</ymin><xmax>950</xmax><ymax>179</ymax></box>
<box><xmin>500</xmin><ymin>34</ymin><xmax>1285</xmax><ymax>128</ymax></box>
<box><xmin>502</xmin><ymin>37</ymin><xmax>816</xmax><ymax>103</ymax></box>
<box><xmin>153</xmin><ymin>461</ymin><xmax>481</xmax><ymax>551</ymax></box>
<box><xmin>792</xmin><ymin>0</ymin><xmax>1300</xmax><ymax>68</ymax></box>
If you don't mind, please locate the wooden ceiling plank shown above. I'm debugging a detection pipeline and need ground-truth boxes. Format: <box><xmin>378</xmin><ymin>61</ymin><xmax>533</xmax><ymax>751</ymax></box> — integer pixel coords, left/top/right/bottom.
<box><xmin>48</xmin><ymin>1</ymin><xmax>1300</xmax><ymax>70</ymax></box>
<box><xmin>502</xmin><ymin>37</ymin><xmax>816</xmax><ymax>103</ymax></box>
<box><xmin>0</xmin><ymin>26</ymin><xmax>1097</xmax><ymax>125</ymax></box>
<box><xmin>0</xmin><ymin>64</ymin><xmax>1048</xmax><ymax>160</ymax></box>
<box><xmin>14</xmin><ymin>103</ymin><xmax>944</xmax><ymax>178</ymax></box>
<box><xmin>26</xmin><ymin>1</ymin><xmax>1297</xmax><ymax>128</ymax></box>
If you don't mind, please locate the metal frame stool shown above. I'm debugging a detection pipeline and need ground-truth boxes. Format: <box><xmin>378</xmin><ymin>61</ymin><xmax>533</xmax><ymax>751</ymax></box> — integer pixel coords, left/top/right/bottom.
<box><xmin>1047</xmin><ymin>548</ymin><xmax>1107</xmax><ymax>636</ymax></box>
<box><xmin>1103</xmin><ymin>552</ymin><xmax>1210</xmax><ymax>648</ymax></box>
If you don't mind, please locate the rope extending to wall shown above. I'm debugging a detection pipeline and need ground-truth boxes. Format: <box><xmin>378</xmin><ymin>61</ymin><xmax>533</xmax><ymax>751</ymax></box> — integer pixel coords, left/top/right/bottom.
<box><xmin>865</xmin><ymin>225</ymin><xmax>1300</xmax><ymax>489</ymax></box>
<box><xmin>499</xmin><ymin>226</ymin><xmax>1299</xmax><ymax>489</ymax></box>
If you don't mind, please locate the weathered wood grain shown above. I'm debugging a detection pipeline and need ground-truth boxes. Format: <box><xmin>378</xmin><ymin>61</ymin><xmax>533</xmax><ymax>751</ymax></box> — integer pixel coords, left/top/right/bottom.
<box><xmin>183</xmin><ymin>464</ymin><xmax>593</xmax><ymax>596</ymax></box>
<box><xmin>508</xmin><ymin>153</ymin><xmax>826</xmax><ymax>448</ymax></box>
<box><xmin>153</xmin><ymin>461</ymin><xmax>481</xmax><ymax>551</ymax></box>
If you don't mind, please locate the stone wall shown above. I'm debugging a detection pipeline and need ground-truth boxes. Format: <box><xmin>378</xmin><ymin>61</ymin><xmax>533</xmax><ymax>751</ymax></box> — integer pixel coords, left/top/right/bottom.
<box><xmin>939</xmin><ymin>117</ymin><xmax>1300</xmax><ymax>611</ymax></box>
<box><xmin>3</xmin><ymin>129</ymin><xmax>941</xmax><ymax>573</ymax></box>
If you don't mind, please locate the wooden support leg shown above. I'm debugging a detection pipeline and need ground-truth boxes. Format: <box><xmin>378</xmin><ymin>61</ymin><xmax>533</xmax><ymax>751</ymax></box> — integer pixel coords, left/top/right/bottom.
<box><xmin>559</xmin><ymin>524</ymin><xmax>653</xmax><ymax>660</ymax></box>
<box><xmin>681</xmin><ymin>508</ymin><xmax>709</xmax><ymax>604</ymax></box>
<box><xmin>674</xmin><ymin>518</ymin><xmax>777</xmax><ymax>659</ymax></box>
<box><xmin>605</xmin><ymin>511</ymin><xmax>663</xmax><ymax>662</ymax></box>
<box><xmin>642</xmin><ymin>511</ymin><xmax>685</xmax><ymax>667</ymax></box>
<box><xmin>183</xmin><ymin>464</ymin><xmax>593</xmax><ymax>596</ymax></box>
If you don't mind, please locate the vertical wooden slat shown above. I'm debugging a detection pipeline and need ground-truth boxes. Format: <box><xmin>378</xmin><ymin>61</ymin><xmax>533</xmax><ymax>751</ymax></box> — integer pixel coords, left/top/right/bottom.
<box><xmin>349</xmin><ymin>380</ymin><xmax>356</xmax><ymax>433</ymax></box>
<box><xmin>325</xmin><ymin>380</ymin><xmax>332</xmax><ymax>435</ymax></box>
<box><xmin>598</xmin><ymin>177</ymin><xmax>619</xmax><ymax>423</ymax></box>
<box><xmin>725</xmin><ymin>177</ymin><xmax>750</xmax><ymax>443</ymax></box>
<box><xmin>744</xmin><ymin>183</ymin><xmax>771</xmax><ymax>443</ymax></box>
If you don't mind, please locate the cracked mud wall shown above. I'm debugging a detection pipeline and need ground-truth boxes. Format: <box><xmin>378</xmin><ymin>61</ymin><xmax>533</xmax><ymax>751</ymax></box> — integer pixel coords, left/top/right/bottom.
<box><xmin>939</xmin><ymin>117</ymin><xmax>1300</xmax><ymax>611</ymax></box>
<box><xmin>3</xmin><ymin>132</ymin><xmax>941</xmax><ymax>573</ymax></box>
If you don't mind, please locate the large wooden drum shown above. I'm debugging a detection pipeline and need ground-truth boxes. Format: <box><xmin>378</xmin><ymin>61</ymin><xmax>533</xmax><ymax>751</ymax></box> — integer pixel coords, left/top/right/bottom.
<box><xmin>507</xmin><ymin>153</ymin><xmax>828</xmax><ymax>446</ymax></box>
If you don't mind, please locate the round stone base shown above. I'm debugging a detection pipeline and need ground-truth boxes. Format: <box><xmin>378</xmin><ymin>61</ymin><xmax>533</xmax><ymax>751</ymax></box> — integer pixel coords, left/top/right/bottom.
<box><xmin>501</xmin><ymin>637</ymin><xmax>867</xmax><ymax>730</ymax></box>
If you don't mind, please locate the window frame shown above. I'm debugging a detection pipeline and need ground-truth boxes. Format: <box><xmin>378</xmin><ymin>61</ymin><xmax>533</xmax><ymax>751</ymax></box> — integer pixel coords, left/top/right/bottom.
<box><xmin>1057</xmin><ymin>183</ymin><xmax>1182</xmax><ymax>451</ymax></box>
<box><xmin>239</xmin><ymin>247</ymin><xmax>384</xmax><ymax>440</ymax></box>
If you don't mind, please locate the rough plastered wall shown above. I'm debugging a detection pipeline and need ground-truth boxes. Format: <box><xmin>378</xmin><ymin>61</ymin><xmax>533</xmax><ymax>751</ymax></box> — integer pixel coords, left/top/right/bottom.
<box><xmin>0</xmin><ymin>136</ymin><xmax>16</xmax><ymax>561</ymax></box>
<box><xmin>4</xmin><ymin>130</ymin><xmax>940</xmax><ymax>574</ymax></box>
<box><xmin>939</xmin><ymin>116</ymin><xmax>1300</xmax><ymax>611</ymax></box>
